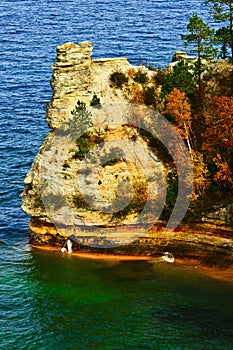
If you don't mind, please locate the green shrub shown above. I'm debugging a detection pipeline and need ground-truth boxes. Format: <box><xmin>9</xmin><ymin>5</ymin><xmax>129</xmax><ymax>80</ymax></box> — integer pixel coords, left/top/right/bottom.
<box><xmin>154</xmin><ymin>67</ymin><xmax>167</xmax><ymax>86</ymax></box>
<box><xmin>73</xmin><ymin>136</ymin><xmax>91</xmax><ymax>160</ymax></box>
<box><xmin>90</xmin><ymin>93</ymin><xmax>101</xmax><ymax>107</ymax></box>
<box><xmin>109</xmin><ymin>71</ymin><xmax>128</xmax><ymax>88</ymax></box>
<box><xmin>146</xmin><ymin>64</ymin><xmax>156</xmax><ymax>71</ymax></box>
<box><xmin>95</xmin><ymin>127</ymin><xmax>105</xmax><ymax>144</ymax></box>
<box><xmin>133</xmin><ymin>68</ymin><xmax>149</xmax><ymax>84</ymax></box>
<box><xmin>161</xmin><ymin>60</ymin><xmax>196</xmax><ymax>97</ymax></box>
<box><xmin>34</xmin><ymin>194</ymin><xmax>44</xmax><ymax>208</ymax></box>
<box><xmin>144</xmin><ymin>87</ymin><xmax>156</xmax><ymax>106</ymax></box>
<box><xmin>69</xmin><ymin>101</ymin><xmax>93</xmax><ymax>137</ymax></box>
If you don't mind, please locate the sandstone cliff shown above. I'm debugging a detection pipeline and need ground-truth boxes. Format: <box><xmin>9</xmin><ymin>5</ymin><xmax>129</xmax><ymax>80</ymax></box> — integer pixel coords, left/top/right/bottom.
<box><xmin>21</xmin><ymin>42</ymin><xmax>233</xmax><ymax>265</ymax></box>
<box><xmin>21</xmin><ymin>41</ymin><xmax>165</xmax><ymax>249</ymax></box>
<box><xmin>47</xmin><ymin>41</ymin><xmax>132</xmax><ymax>128</ymax></box>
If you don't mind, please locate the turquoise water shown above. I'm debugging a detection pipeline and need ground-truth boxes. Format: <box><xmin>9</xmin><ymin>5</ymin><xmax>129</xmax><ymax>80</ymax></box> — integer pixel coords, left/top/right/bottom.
<box><xmin>1</xmin><ymin>243</ymin><xmax>233</xmax><ymax>349</ymax></box>
<box><xmin>1</xmin><ymin>0</ymin><xmax>233</xmax><ymax>348</ymax></box>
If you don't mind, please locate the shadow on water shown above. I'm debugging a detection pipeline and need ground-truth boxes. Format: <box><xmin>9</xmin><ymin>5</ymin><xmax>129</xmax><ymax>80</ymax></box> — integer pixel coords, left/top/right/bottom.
<box><xmin>153</xmin><ymin>304</ymin><xmax>233</xmax><ymax>338</ymax></box>
<box><xmin>23</xmin><ymin>248</ymin><xmax>233</xmax><ymax>349</ymax></box>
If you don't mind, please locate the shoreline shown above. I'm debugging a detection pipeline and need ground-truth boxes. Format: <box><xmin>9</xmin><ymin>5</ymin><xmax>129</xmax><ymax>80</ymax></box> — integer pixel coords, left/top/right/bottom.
<box><xmin>31</xmin><ymin>244</ymin><xmax>233</xmax><ymax>283</ymax></box>
<box><xmin>31</xmin><ymin>244</ymin><xmax>153</xmax><ymax>261</ymax></box>
<box><xmin>174</xmin><ymin>257</ymin><xmax>233</xmax><ymax>283</ymax></box>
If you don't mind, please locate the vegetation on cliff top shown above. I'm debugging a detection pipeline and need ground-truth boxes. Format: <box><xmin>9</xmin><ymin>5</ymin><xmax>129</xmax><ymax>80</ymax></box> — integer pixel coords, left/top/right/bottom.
<box><xmin>35</xmin><ymin>0</ymin><xmax>233</xmax><ymax>227</ymax></box>
<box><xmin>105</xmin><ymin>1</ymin><xmax>233</xmax><ymax>224</ymax></box>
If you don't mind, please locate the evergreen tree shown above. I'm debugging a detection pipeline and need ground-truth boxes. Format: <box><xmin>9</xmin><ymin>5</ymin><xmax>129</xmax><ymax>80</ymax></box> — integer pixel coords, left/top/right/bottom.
<box><xmin>205</xmin><ymin>0</ymin><xmax>233</xmax><ymax>62</ymax></box>
<box><xmin>181</xmin><ymin>14</ymin><xmax>217</xmax><ymax>92</ymax></box>
<box><xmin>215</xmin><ymin>27</ymin><xmax>231</xmax><ymax>58</ymax></box>
<box><xmin>69</xmin><ymin>101</ymin><xmax>93</xmax><ymax>138</ymax></box>
<box><xmin>90</xmin><ymin>93</ymin><xmax>101</xmax><ymax>107</ymax></box>
<box><xmin>162</xmin><ymin>59</ymin><xmax>196</xmax><ymax>97</ymax></box>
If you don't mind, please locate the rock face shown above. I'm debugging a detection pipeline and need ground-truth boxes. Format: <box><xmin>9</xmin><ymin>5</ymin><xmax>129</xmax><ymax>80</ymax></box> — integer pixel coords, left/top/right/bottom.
<box><xmin>46</xmin><ymin>41</ymin><xmax>132</xmax><ymax>128</ymax></box>
<box><xmin>21</xmin><ymin>41</ymin><xmax>165</xmax><ymax>249</ymax></box>
<box><xmin>21</xmin><ymin>42</ymin><xmax>233</xmax><ymax>264</ymax></box>
<box><xmin>204</xmin><ymin>204</ymin><xmax>233</xmax><ymax>226</ymax></box>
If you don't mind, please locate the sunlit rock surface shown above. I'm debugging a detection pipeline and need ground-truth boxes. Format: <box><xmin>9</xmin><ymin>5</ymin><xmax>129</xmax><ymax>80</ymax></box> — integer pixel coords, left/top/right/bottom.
<box><xmin>21</xmin><ymin>42</ymin><xmax>233</xmax><ymax>265</ymax></box>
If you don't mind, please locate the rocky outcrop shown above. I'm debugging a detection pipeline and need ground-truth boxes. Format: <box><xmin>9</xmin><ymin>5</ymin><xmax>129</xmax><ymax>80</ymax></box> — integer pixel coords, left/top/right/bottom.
<box><xmin>204</xmin><ymin>204</ymin><xmax>233</xmax><ymax>226</ymax></box>
<box><xmin>21</xmin><ymin>41</ymin><xmax>164</xmax><ymax>248</ymax></box>
<box><xmin>21</xmin><ymin>42</ymin><xmax>233</xmax><ymax>265</ymax></box>
<box><xmin>46</xmin><ymin>41</ymin><xmax>132</xmax><ymax>128</ymax></box>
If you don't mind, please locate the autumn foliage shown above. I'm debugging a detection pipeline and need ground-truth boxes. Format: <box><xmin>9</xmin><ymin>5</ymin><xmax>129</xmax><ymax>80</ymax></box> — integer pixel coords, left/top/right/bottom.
<box><xmin>127</xmin><ymin>59</ymin><xmax>233</xmax><ymax>218</ymax></box>
<box><xmin>160</xmin><ymin>87</ymin><xmax>233</xmax><ymax>209</ymax></box>
<box><xmin>213</xmin><ymin>161</ymin><xmax>233</xmax><ymax>189</ymax></box>
<box><xmin>163</xmin><ymin>88</ymin><xmax>192</xmax><ymax>143</ymax></box>
<box><xmin>203</xmin><ymin>96</ymin><xmax>233</xmax><ymax>161</ymax></box>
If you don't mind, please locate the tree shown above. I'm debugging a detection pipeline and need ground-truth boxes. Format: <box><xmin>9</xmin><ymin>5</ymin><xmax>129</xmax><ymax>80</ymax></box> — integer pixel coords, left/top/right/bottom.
<box><xmin>109</xmin><ymin>71</ymin><xmax>128</xmax><ymax>89</ymax></box>
<box><xmin>215</xmin><ymin>26</ymin><xmax>231</xmax><ymax>58</ymax></box>
<box><xmin>202</xmin><ymin>96</ymin><xmax>233</xmax><ymax>198</ymax></box>
<box><xmin>205</xmin><ymin>0</ymin><xmax>233</xmax><ymax>62</ymax></box>
<box><xmin>202</xmin><ymin>95</ymin><xmax>233</xmax><ymax>162</ymax></box>
<box><xmin>69</xmin><ymin>100</ymin><xmax>93</xmax><ymax>137</ymax></box>
<box><xmin>161</xmin><ymin>59</ymin><xmax>197</xmax><ymax>98</ymax></box>
<box><xmin>181</xmin><ymin>14</ymin><xmax>217</xmax><ymax>92</ymax></box>
<box><xmin>163</xmin><ymin>88</ymin><xmax>192</xmax><ymax>153</ymax></box>
<box><xmin>190</xmin><ymin>150</ymin><xmax>210</xmax><ymax>199</ymax></box>
<box><xmin>213</xmin><ymin>159</ymin><xmax>233</xmax><ymax>189</ymax></box>
<box><xmin>90</xmin><ymin>93</ymin><xmax>101</xmax><ymax>107</ymax></box>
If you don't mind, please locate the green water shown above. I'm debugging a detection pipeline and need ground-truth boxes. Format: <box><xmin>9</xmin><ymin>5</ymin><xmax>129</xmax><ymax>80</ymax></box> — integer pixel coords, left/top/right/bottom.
<box><xmin>1</xmin><ymin>243</ymin><xmax>233</xmax><ymax>349</ymax></box>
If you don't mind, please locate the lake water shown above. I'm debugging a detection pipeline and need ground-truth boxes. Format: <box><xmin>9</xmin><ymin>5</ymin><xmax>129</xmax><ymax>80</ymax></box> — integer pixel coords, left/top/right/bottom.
<box><xmin>1</xmin><ymin>0</ymin><xmax>233</xmax><ymax>348</ymax></box>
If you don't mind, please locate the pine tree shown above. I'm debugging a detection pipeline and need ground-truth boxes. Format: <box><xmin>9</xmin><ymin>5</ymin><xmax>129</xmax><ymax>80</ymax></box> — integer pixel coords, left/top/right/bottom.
<box><xmin>205</xmin><ymin>0</ymin><xmax>233</xmax><ymax>62</ymax></box>
<box><xmin>69</xmin><ymin>101</ymin><xmax>93</xmax><ymax>138</ymax></box>
<box><xmin>161</xmin><ymin>59</ymin><xmax>196</xmax><ymax>98</ymax></box>
<box><xmin>181</xmin><ymin>14</ymin><xmax>217</xmax><ymax>92</ymax></box>
<box><xmin>215</xmin><ymin>27</ymin><xmax>231</xmax><ymax>58</ymax></box>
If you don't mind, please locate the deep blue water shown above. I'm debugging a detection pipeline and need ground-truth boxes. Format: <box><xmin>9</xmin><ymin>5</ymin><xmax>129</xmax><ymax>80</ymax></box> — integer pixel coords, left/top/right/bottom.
<box><xmin>1</xmin><ymin>0</ymin><xmax>233</xmax><ymax>349</ymax></box>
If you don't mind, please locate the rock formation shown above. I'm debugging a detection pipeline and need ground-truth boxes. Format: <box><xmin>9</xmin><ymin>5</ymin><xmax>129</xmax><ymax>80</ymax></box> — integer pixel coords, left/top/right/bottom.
<box><xmin>46</xmin><ymin>41</ymin><xmax>132</xmax><ymax>128</ymax></box>
<box><xmin>21</xmin><ymin>41</ymin><xmax>164</xmax><ymax>249</ymax></box>
<box><xmin>21</xmin><ymin>42</ymin><xmax>233</xmax><ymax>265</ymax></box>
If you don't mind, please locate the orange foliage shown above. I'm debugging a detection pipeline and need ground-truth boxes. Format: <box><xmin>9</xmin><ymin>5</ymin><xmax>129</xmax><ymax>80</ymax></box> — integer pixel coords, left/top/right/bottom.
<box><xmin>191</xmin><ymin>150</ymin><xmax>210</xmax><ymax>199</ymax></box>
<box><xmin>163</xmin><ymin>88</ymin><xmax>191</xmax><ymax>141</ymax></box>
<box><xmin>131</xmin><ymin>84</ymin><xmax>145</xmax><ymax>104</ymax></box>
<box><xmin>213</xmin><ymin>160</ymin><xmax>233</xmax><ymax>189</ymax></box>
<box><xmin>203</xmin><ymin>96</ymin><xmax>233</xmax><ymax>161</ymax></box>
<box><xmin>127</xmin><ymin>68</ymin><xmax>137</xmax><ymax>78</ymax></box>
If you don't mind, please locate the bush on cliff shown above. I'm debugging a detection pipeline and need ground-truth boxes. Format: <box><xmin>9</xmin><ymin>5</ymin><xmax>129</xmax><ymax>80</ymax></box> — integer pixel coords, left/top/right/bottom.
<box><xmin>73</xmin><ymin>136</ymin><xmax>91</xmax><ymax>160</ymax></box>
<box><xmin>133</xmin><ymin>68</ymin><xmax>149</xmax><ymax>84</ymax></box>
<box><xmin>161</xmin><ymin>60</ymin><xmax>196</xmax><ymax>98</ymax></box>
<box><xmin>144</xmin><ymin>86</ymin><xmax>156</xmax><ymax>106</ymax></box>
<box><xmin>90</xmin><ymin>93</ymin><xmax>101</xmax><ymax>107</ymax></box>
<box><xmin>109</xmin><ymin>71</ymin><xmax>128</xmax><ymax>88</ymax></box>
